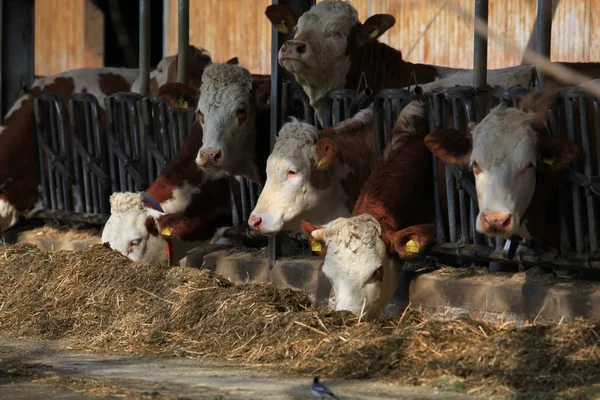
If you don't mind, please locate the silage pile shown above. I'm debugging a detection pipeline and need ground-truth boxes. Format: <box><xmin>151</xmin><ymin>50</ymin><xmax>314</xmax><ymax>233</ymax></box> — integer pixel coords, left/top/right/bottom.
<box><xmin>0</xmin><ymin>243</ymin><xmax>599</xmax><ymax>398</ymax></box>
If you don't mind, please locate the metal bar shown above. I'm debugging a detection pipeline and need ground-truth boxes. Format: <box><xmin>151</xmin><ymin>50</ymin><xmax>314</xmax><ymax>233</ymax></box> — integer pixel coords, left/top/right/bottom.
<box><xmin>473</xmin><ymin>0</ymin><xmax>488</xmax><ymax>90</ymax></box>
<box><xmin>177</xmin><ymin>0</ymin><xmax>190</xmax><ymax>145</ymax></box>
<box><xmin>564</xmin><ymin>96</ymin><xmax>584</xmax><ymax>254</ymax></box>
<box><xmin>535</xmin><ymin>0</ymin><xmax>553</xmax><ymax>89</ymax></box>
<box><xmin>138</xmin><ymin>0</ymin><xmax>151</xmax><ymax>96</ymax></box>
<box><xmin>578</xmin><ymin>95</ymin><xmax>597</xmax><ymax>252</ymax></box>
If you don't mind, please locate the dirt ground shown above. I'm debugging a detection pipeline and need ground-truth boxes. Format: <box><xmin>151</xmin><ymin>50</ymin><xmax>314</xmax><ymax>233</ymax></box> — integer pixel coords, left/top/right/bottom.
<box><xmin>0</xmin><ymin>243</ymin><xmax>599</xmax><ymax>399</ymax></box>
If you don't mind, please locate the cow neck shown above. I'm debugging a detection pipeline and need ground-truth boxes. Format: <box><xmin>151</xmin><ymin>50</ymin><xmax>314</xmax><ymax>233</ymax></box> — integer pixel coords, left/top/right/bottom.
<box><xmin>345</xmin><ymin>39</ymin><xmax>441</xmax><ymax>100</ymax></box>
<box><xmin>322</xmin><ymin>112</ymin><xmax>378</xmax><ymax>212</ymax></box>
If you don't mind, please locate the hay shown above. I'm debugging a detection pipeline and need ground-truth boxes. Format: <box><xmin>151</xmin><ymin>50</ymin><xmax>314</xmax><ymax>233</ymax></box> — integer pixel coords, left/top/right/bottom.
<box><xmin>0</xmin><ymin>243</ymin><xmax>599</xmax><ymax>398</ymax></box>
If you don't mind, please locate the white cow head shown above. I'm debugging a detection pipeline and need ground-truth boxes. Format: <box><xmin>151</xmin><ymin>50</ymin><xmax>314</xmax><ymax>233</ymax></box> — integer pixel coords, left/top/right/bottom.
<box><xmin>425</xmin><ymin>104</ymin><xmax>579</xmax><ymax>239</ymax></box>
<box><xmin>101</xmin><ymin>192</ymin><xmax>169</xmax><ymax>263</ymax></box>
<box><xmin>248</xmin><ymin>118</ymin><xmax>350</xmax><ymax>235</ymax></box>
<box><xmin>301</xmin><ymin>215</ymin><xmax>396</xmax><ymax>320</ymax></box>
<box><xmin>158</xmin><ymin>61</ymin><xmax>269</xmax><ymax>183</ymax></box>
<box><xmin>265</xmin><ymin>1</ymin><xmax>394</xmax><ymax>115</ymax></box>
<box><xmin>301</xmin><ymin>216</ymin><xmax>435</xmax><ymax>320</ymax></box>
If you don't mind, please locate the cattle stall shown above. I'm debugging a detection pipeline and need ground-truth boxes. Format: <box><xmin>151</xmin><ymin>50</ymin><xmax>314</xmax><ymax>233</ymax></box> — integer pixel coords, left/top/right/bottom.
<box><xmin>4</xmin><ymin>0</ymin><xmax>600</xmax><ymax>273</ymax></box>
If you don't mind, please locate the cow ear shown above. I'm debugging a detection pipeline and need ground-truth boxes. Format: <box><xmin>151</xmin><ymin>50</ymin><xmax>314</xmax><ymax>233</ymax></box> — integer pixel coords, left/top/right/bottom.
<box><xmin>539</xmin><ymin>136</ymin><xmax>579</xmax><ymax>171</ymax></box>
<box><xmin>358</xmin><ymin>14</ymin><xmax>395</xmax><ymax>44</ymax></box>
<box><xmin>226</xmin><ymin>57</ymin><xmax>239</xmax><ymax>65</ymax></box>
<box><xmin>265</xmin><ymin>4</ymin><xmax>298</xmax><ymax>34</ymax></box>
<box><xmin>300</xmin><ymin>220</ymin><xmax>328</xmax><ymax>256</ymax></box>
<box><xmin>157</xmin><ymin>82</ymin><xmax>199</xmax><ymax>110</ymax></box>
<box><xmin>314</xmin><ymin>138</ymin><xmax>338</xmax><ymax>170</ymax></box>
<box><xmin>390</xmin><ymin>224</ymin><xmax>435</xmax><ymax>260</ymax></box>
<box><xmin>425</xmin><ymin>128</ymin><xmax>472</xmax><ymax>168</ymax></box>
<box><xmin>144</xmin><ymin>216</ymin><xmax>159</xmax><ymax>237</ymax></box>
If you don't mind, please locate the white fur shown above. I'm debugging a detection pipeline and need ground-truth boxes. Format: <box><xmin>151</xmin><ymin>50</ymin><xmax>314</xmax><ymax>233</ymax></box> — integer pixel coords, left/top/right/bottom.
<box><xmin>315</xmin><ymin>214</ymin><xmax>399</xmax><ymax>320</ymax></box>
<box><xmin>0</xmin><ymin>198</ymin><xmax>19</xmax><ymax>232</ymax></box>
<box><xmin>420</xmin><ymin>65</ymin><xmax>535</xmax><ymax>93</ymax></box>
<box><xmin>131</xmin><ymin>55</ymin><xmax>176</xmax><ymax>94</ymax></box>
<box><xmin>279</xmin><ymin>1</ymin><xmax>359</xmax><ymax>123</ymax></box>
<box><xmin>469</xmin><ymin>106</ymin><xmax>540</xmax><ymax>238</ymax></box>
<box><xmin>195</xmin><ymin>63</ymin><xmax>259</xmax><ymax>181</ymax></box>
<box><xmin>249</xmin><ymin>118</ymin><xmax>351</xmax><ymax>234</ymax></box>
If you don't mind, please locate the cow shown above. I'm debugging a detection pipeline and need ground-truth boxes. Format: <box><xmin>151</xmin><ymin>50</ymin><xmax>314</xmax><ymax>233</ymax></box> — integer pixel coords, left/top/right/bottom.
<box><xmin>266</xmin><ymin>1</ymin><xmax>600</xmax><ymax>124</ymax></box>
<box><xmin>0</xmin><ymin>45</ymin><xmax>212</xmax><ymax>234</ymax></box>
<box><xmin>157</xmin><ymin>61</ymin><xmax>271</xmax><ymax>184</ymax></box>
<box><xmin>265</xmin><ymin>0</ymin><xmax>461</xmax><ymax>123</ymax></box>
<box><xmin>101</xmin><ymin>121</ymin><xmax>237</xmax><ymax>264</ymax></box>
<box><xmin>248</xmin><ymin>107</ymin><xmax>378</xmax><ymax>235</ymax></box>
<box><xmin>424</xmin><ymin>90</ymin><xmax>580</xmax><ymax>251</ymax></box>
<box><xmin>299</xmin><ymin>99</ymin><xmax>435</xmax><ymax>320</ymax></box>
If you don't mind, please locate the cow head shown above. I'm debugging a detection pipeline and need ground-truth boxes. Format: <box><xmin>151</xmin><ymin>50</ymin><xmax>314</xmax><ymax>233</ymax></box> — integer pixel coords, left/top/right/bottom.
<box><xmin>302</xmin><ymin>217</ymin><xmax>434</xmax><ymax>320</ymax></box>
<box><xmin>248</xmin><ymin>118</ymin><xmax>350</xmax><ymax>235</ymax></box>
<box><xmin>265</xmin><ymin>1</ymin><xmax>394</xmax><ymax>114</ymax></box>
<box><xmin>158</xmin><ymin>61</ymin><xmax>267</xmax><ymax>183</ymax></box>
<box><xmin>101</xmin><ymin>192</ymin><xmax>169</xmax><ymax>263</ymax></box>
<box><xmin>425</xmin><ymin>105</ymin><xmax>579</xmax><ymax>239</ymax></box>
<box><xmin>132</xmin><ymin>45</ymin><xmax>212</xmax><ymax>94</ymax></box>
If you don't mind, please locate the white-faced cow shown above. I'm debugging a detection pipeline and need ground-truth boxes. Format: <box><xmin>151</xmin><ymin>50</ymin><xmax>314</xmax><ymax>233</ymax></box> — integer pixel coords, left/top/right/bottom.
<box><xmin>265</xmin><ymin>0</ymin><xmax>455</xmax><ymax>123</ymax></box>
<box><xmin>102</xmin><ymin>121</ymin><xmax>237</xmax><ymax>264</ymax></box>
<box><xmin>300</xmin><ymin>99</ymin><xmax>435</xmax><ymax>320</ymax></box>
<box><xmin>248</xmin><ymin>107</ymin><xmax>378</xmax><ymax>235</ymax></box>
<box><xmin>0</xmin><ymin>45</ymin><xmax>212</xmax><ymax>233</ymax></box>
<box><xmin>158</xmin><ymin>61</ymin><xmax>271</xmax><ymax>184</ymax></box>
<box><xmin>425</xmin><ymin>91</ymin><xmax>580</xmax><ymax>250</ymax></box>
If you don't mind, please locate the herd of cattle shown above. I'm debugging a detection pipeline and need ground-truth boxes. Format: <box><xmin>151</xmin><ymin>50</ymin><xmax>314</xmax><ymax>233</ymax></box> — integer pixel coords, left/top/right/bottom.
<box><xmin>1</xmin><ymin>1</ymin><xmax>599</xmax><ymax>320</ymax></box>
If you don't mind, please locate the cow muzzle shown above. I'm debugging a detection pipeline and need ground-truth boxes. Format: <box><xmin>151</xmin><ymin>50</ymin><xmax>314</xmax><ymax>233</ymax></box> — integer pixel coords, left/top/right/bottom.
<box><xmin>197</xmin><ymin>148</ymin><xmax>223</xmax><ymax>168</ymax></box>
<box><xmin>479</xmin><ymin>211</ymin><xmax>514</xmax><ymax>237</ymax></box>
<box><xmin>279</xmin><ymin>40</ymin><xmax>311</xmax><ymax>64</ymax></box>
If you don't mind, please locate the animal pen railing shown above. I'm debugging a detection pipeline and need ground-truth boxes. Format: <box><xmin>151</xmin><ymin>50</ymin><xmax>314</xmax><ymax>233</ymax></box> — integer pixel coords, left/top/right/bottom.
<box><xmin>30</xmin><ymin>83</ymin><xmax>600</xmax><ymax>270</ymax></box>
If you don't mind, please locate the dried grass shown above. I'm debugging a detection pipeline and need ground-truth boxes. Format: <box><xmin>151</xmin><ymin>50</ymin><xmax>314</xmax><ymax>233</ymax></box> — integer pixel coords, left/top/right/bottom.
<box><xmin>0</xmin><ymin>243</ymin><xmax>599</xmax><ymax>398</ymax></box>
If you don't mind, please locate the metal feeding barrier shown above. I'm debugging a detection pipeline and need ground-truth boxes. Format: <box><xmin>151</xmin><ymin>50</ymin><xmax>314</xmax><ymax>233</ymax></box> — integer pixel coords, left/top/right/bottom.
<box><xmin>428</xmin><ymin>85</ymin><xmax>600</xmax><ymax>270</ymax></box>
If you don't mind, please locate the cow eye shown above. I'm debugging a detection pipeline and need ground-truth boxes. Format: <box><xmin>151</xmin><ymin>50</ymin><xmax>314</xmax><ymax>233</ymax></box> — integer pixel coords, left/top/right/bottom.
<box><xmin>196</xmin><ymin>111</ymin><xmax>205</xmax><ymax>124</ymax></box>
<box><xmin>369</xmin><ymin>265</ymin><xmax>384</xmax><ymax>283</ymax></box>
<box><xmin>471</xmin><ymin>161</ymin><xmax>481</xmax><ymax>175</ymax></box>
<box><xmin>128</xmin><ymin>238</ymin><xmax>142</xmax><ymax>253</ymax></box>
<box><xmin>236</xmin><ymin>103</ymin><xmax>248</xmax><ymax>124</ymax></box>
<box><xmin>333</xmin><ymin>32</ymin><xmax>343</xmax><ymax>37</ymax></box>
<box><xmin>286</xmin><ymin>168</ymin><xmax>298</xmax><ymax>179</ymax></box>
<box><xmin>528</xmin><ymin>162</ymin><xmax>536</xmax><ymax>169</ymax></box>
<box><xmin>157</xmin><ymin>68</ymin><xmax>163</xmax><ymax>73</ymax></box>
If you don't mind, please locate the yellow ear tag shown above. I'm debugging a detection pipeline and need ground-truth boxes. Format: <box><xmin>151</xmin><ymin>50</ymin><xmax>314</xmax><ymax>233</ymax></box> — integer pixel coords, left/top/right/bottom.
<box><xmin>406</xmin><ymin>239</ymin><xmax>420</xmax><ymax>253</ymax></box>
<box><xmin>317</xmin><ymin>159</ymin><xmax>324</xmax><ymax>168</ymax></box>
<box><xmin>276</xmin><ymin>21</ymin><xmax>288</xmax><ymax>34</ymax></box>
<box><xmin>369</xmin><ymin>29</ymin><xmax>379</xmax><ymax>39</ymax></box>
<box><xmin>161</xmin><ymin>226</ymin><xmax>174</xmax><ymax>237</ymax></box>
<box><xmin>311</xmin><ymin>240</ymin><xmax>322</xmax><ymax>252</ymax></box>
<box><xmin>175</xmin><ymin>96</ymin><xmax>188</xmax><ymax>109</ymax></box>
<box><xmin>543</xmin><ymin>156</ymin><xmax>556</xmax><ymax>166</ymax></box>
<box><xmin>266</xmin><ymin>97</ymin><xmax>271</xmax><ymax>105</ymax></box>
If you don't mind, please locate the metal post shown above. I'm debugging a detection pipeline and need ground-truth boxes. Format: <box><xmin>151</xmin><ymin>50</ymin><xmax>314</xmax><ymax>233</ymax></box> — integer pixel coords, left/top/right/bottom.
<box><xmin>138</xmin><ymin>0</ymin><xmax>150</xmax><ymax>178</ymax></box>
<box><xmin>0</xmin><ymin>0</ymin><xmax>34</xmax><ymax>121</ymax></box>
<box><xmin>535</xmin><ymin>0</ymin><xmax>552</xmax><ymax>90</ymax></box>
<box><xmin>269</xmin><ymin>0</ymin><xmax>315</xmax><ymax>268</ymax></box>
<box><xmin>473</xmin><ymin>0</ymin><xmax>488</xmax><ymax>122</ymax></box>
<box><xmin>473</xmin><ymin>0</ymin><xmax>488</xmax><ymax>90</ymax></box>
<box><xmin>177</xmin><ymin>0</ymin><xmax>189</xmax><ymax>144</ymax></box>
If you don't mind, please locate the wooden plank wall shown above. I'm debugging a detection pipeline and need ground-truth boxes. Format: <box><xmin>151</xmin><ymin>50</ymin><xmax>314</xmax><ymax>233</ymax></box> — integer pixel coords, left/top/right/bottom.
<box><xmin>35</xmin><ymin>0</ymin><xmax>104</xmax><ymax>77</ymax></box>
<box><xmin>166</xmin><ymin>0</ymin><xmax>600</xmax><ymax>74</ymax></box>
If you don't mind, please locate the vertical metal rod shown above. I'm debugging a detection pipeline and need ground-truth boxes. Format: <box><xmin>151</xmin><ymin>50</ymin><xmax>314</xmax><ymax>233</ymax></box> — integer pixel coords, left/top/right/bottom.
<box><xmin>177</xmin><ymin>0</ymin><xmax>190</xmax><ymax>145</ymax></box>
<box><xmin>138</xmin><ymin>0</ymin><xmax>151</xmax><ymax>96</ymax></box>
<box><xmin>536</xmin><ymin>0</ymin><xmax>552</xmax><ymax>90</ymax></box>
<box><xmin>139</xmin><ymin>0</ymin><xmax>150</xmax><ymax>184</ymax></box>
<box><xmin>473</xmin><ymin>0</ymin><xmax>488</xmax><ymax>91</ymax></box>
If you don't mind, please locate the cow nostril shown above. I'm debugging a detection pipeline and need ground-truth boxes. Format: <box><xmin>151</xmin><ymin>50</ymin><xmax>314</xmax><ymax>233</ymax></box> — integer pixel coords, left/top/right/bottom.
<box><xmin>249</xmin><ymin>216</ymin><xmax>262</xmax><ymax>229</ymax></box>
<box><xmin>296</xmin><ymin>43</ymin><xmax>307</xmax><ymax>54</ymax></box>
<box><xmin>500</xmin><ymin>215</ymin><xmax>512</xmax><ymax>228</ymax></box>
<box><xmin>213</xmin><ymin>150</ymin><xmax>222</xmax><ymax>162</ymax></box>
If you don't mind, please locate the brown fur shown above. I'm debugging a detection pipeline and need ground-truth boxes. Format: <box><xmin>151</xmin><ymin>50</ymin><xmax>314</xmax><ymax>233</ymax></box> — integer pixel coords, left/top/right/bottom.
<box><xmin>98</xmin><ymin>72</ymin><xmax>132</xmax><ymax>95</ymax></box>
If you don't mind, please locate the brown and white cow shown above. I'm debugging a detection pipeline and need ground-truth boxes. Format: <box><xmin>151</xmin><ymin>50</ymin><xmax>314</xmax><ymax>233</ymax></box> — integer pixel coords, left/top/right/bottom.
<box><xmin>265</xmin><ymin>0</ymin><xmax>460</xmax><ymax>123</ymax></box>
<box><xmin>101</xmin><ymin>121</ymin><xmax>237</xmax><ymax>264</ymax></box>
<box><xmin>0</xmin><ymin>45</ymin><xmax>212</xmax><ymax>233</ymax></box>
<box><xmin>424</xmin><ymin>91</ymin><xmax>580</xmax><ymax>250</ymax></box>
<box><xmin>248</xmin><ymin>107</ymin><xmax>378</xmax><ymax>235</ymax></box>
<box><xmin>300</xmin><ymin>99</ymin><xmax>435</xmax><ymax>320</ymax></box>
<box><xmin>158</xmin><ymin>61</ymin><xmax>271</xmax><ymax>184</ymax></box>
